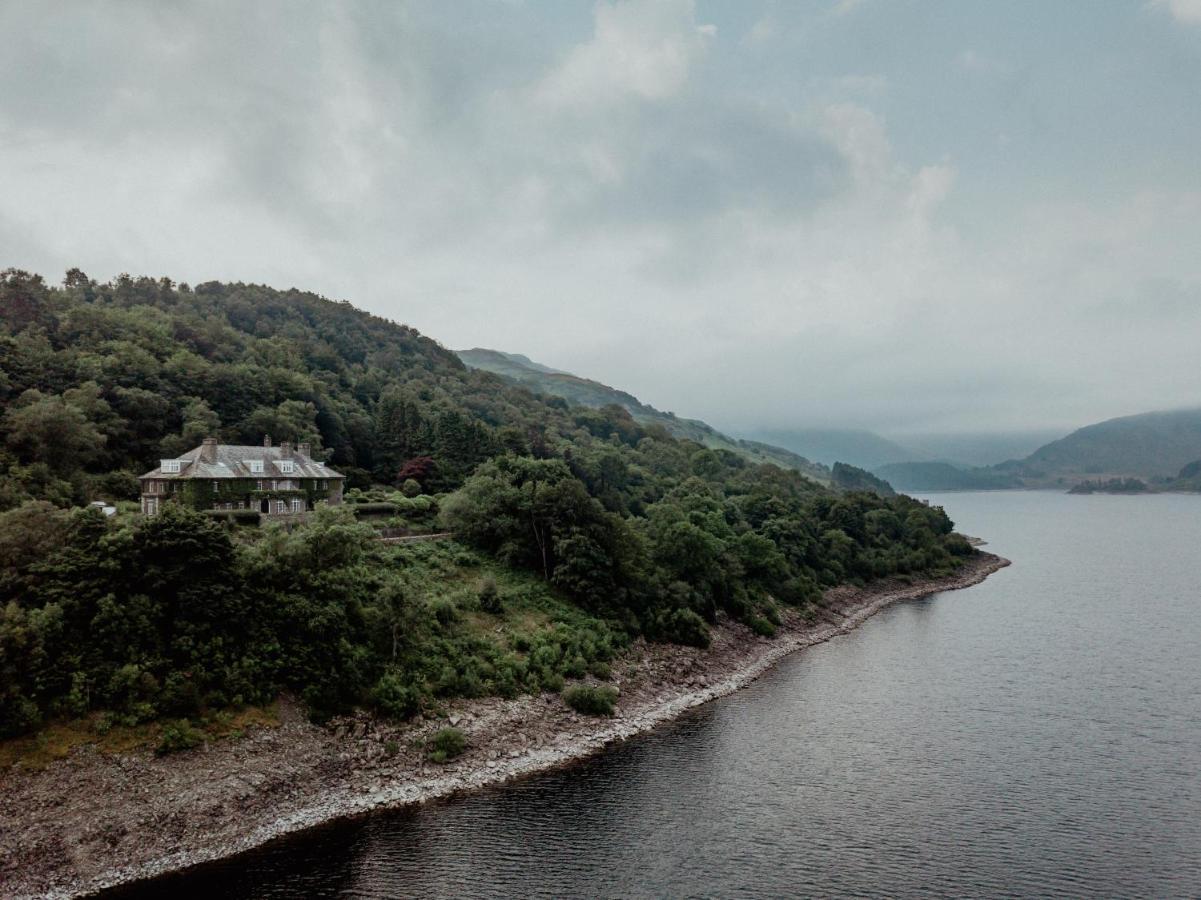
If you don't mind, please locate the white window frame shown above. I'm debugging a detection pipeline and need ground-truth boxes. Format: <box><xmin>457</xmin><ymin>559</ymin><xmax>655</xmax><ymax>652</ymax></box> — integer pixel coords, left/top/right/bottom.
<box><xmin>249</xmin><ymin>460</ymin><xmax>264</xmax><ymax>474</ymax></box>
<box><xmin>161</xmin><ymin>460</ymin><xmax>181</xmax><ymax>474</ymax></box>
<box><xmin>256</xmin><ymin>480</ymin><xmax>264</xmax><ymax>491</ymax></box>
<box><xmin>278</xmin><ymin>460</ymin><xmax>295</xmax><ymax>474</ymax></box>
<box><xmin>212</xmin><ymin>480</ymin><xmax>220</xmax><ymax>493</ymax></box>
<box><xmin>291</xmin><ymin>498</ymin><xmax>303</xmax><ymax>513</ymax></box>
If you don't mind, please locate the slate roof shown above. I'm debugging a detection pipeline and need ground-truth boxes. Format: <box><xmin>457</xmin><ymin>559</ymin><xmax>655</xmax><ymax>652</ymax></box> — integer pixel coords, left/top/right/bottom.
<box><xmin>139</xmin><ymin>444</ymin><xmax>344</xmax><ymax>481</ymax></box>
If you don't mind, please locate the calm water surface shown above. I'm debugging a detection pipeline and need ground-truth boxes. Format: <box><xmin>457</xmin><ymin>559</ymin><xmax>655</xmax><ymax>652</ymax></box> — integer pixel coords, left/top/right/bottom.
<box><xmin>114</xmin><ymin>492</ymin><xmax>1201</xmax><ymax>898</ymax></box>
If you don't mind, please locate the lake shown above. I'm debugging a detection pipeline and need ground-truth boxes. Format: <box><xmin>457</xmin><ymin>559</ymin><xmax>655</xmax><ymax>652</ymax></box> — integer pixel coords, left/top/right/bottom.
<box><xmin>111</xmin><ymin>491</ymin><xmax>1201</xmax><ymax>898</ymax></box>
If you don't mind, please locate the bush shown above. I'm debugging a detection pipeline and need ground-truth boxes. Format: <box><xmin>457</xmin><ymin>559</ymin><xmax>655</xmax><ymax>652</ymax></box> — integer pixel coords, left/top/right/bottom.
<box><xmin>430</xmin><ymin>598</ymin><xmax>459</xmax><ymax>626</ymax></box>
<box><xmin>562</xmin><ymin>684</ymin><xmax>618</xmax><ymax>716</ymax></box>
<box><xmin>588</xmin><ymin>661</ymin><xmax>612</xmax><ymax>680</ymax></box>
<box><xmin>351</xmin><ymin>502</ymin><xmax>399</xmax><ymax>517</ymax></box>
<box><xmin>653</xmin><ymin>608</ymin><xmax>711</xmax><ymax>648</ymax></box>
<box><xmin>478</xmin><ymin>575</ymin><xmax>501</xmax><ymax>613</ymax></box>
<box><xmin>748</xmin><ymin>616</ymin><xmax>777</xmax><ymax>637</ymax></box>
<box><xmin>427</xmin><ymin>726</ymin><xmax>467</xmax><ymax>763</ymax></box>
<box><xmin>372</xmin><ymin>672</ymin><xmax>420</xmax><ymax>720</ymax></box>
<box><xmin>401</xmin><ymin>478</ymin><xmax>422</xmax><ymax>498</ymax></box>
<box><xmin>157</xmin><ymin>719</ymin><xmax>204</xmax><ymax>755</ymax></box>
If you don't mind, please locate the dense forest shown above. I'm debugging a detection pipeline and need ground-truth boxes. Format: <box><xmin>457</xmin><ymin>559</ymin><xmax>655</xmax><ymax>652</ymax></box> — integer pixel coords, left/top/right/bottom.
<box><xmin>0</xmin><ymin>269</ymin><xmax>973</xmax><ymax>741</ymax></box>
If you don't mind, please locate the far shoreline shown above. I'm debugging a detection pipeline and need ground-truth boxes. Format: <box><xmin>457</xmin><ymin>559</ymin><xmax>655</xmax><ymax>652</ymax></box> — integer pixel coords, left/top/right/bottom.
<box><xmin>4</xmin><ymin>551</ymin><xmax>1010</xmax><ymax>900</ymax></box>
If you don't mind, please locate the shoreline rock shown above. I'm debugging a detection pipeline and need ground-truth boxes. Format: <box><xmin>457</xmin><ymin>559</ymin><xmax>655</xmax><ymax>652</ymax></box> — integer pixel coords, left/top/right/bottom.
<box><xmin>1</xmin><ymin>552</ymin><xmax>1009</xmax><ymax>899</ymax></box>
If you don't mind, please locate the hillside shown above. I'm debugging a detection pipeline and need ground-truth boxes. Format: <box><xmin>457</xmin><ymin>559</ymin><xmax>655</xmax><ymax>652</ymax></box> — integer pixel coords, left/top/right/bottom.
<box><xmin>743</xmin><ymin>427</ymin><xmax>921</xmax><ymax>470</ymax></box>
<box><xmin>996</xmin><ymin>408</ymin><xmax>1201</xmax><ymax>485</ymax></box>
<box><xmin>0</xmin><ymin>269</ymin><xmax>971</xmax><ymax>742</ymax></box>
<box><xmin>457</xmin><ymin>348</ymin><xmax>831</xmax><ymax>484</ymax></box>
<box><xmin>874</xmin><ymin>461</ymin><xmax>1022</xmax><ymax>492</ymax></box>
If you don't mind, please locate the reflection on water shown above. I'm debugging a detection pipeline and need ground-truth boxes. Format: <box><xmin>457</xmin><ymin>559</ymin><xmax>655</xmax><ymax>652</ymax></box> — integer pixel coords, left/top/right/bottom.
<box><xmin>110</xmin><ymin>492</ymin><xmax>1201</xmax><ymax>898</ymax></box>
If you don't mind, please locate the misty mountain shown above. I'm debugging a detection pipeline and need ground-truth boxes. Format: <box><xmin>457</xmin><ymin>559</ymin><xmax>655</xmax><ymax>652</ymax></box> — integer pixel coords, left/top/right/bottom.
<box><xmin>457</xmin><ymin>349</ymin><xmax>832</xmax><ymax>485</ymax></box>
<box><xmin>890</xmin><ymin>430</ymin><xmax>1064</xmax><ymax>468</ymax></box>
<box><xmin>997</xmin><ymin>408</ymin><xmax>1201</xmax><ymax>484</ymax></box>
<box><xmin>742</xmin><ymin>428</ymin><xmax>921</xmax><ymax>471</ymax></box>
<box><xmin>881</xmin><ymin>408</ymin><xmax>1201</xmax><ymax>490</ymax></box>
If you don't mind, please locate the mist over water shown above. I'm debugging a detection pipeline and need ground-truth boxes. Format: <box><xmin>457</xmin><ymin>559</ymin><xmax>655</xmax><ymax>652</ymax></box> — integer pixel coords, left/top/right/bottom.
<box><xmin>114</xmin><ymin>492</ymin><xmax>1201</xmax><ymax>898</ymax></box>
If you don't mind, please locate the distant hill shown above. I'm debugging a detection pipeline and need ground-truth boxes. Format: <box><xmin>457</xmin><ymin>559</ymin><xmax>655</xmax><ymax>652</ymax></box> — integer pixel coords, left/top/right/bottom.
<box><xmin>457</xmin><ymin>349</ymin><xmax>832</xmax><ymax>484</ymax></box>
<box><xmin>743</xmin><ymin>428</ymin><xmax>920</xmax><ymax>470</ymax></box>
<box><xmin>874</xmin><ymin>461</ymin><xmax>1021</xmax><ymax>492</ymax></box>
<box><xmin>997</xmin><ymin>408</ymin><xmax>1201</xmax><ymax>485</ymax></box>
<box><xmin>889</xmin><ymin>430</ymin><xmax>1063</xmax><ymax>468</ymax></box>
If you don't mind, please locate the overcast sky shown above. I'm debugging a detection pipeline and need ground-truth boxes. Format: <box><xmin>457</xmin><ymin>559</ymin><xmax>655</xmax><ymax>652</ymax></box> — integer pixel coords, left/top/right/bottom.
<box><xmin>2</xmin><ymin>1</ymin><xmax>1200</xmax><ymax>435</ymax></box>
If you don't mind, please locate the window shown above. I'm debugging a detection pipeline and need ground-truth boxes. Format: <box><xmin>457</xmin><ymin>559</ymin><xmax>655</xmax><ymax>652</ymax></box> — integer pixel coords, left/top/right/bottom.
<box><xmin>161</xmin><ymin>459</ymin><xmax>181</xmax><ymax>473</ymax></box>
<box><xmin>248</xmin><ymin>460</ymin><xmax>264</xmax><ymax>474</ymax></box>
<box><xmin>291</xmin><ymin>498</ymin><xmax>303</xmax><ymax>513</ymax></box>
<box><xmin>256</xmin><ymin>480</ymin><xmax>264</xmax><ymax>491</ymax></box>
<box><xmin>276</xmin><ymin>500</ymin><xmax>286</xmax><ymax>514</ymax></box>
<box><xmin>212</xmin><ymin>481</ymin><xmax>219</xmax><ymax>493</ymax></box>
<box><xmin>278</xmin><ymin>460</ymin><xmax>294</xmax><ymax>474</ymax></box>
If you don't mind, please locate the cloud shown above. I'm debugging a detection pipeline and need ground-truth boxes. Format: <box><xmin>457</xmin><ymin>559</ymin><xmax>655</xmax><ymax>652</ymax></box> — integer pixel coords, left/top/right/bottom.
<box><xmin>534</xmin><ymin>0</ymin><xmax>714</xmax><ymax>108</ymax></box>
<box><xmin>0</xmin><ymin>1</ymin><xmax>1199</xmax><ymax>436</ymax></box>
<box><xmin>1153</xmin><ymin>0</ymin><xmax>1201</xmax><ymax>25</ymax></box>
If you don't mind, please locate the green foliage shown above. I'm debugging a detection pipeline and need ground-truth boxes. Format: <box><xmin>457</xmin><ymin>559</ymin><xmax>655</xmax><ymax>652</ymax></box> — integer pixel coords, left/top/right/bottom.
<box><xmin>477</xmin><ymin>575</ymin><xmax>501</xmax><ymax>613</ymax></box>
<box><xmin>562</xmin><ymin>684</ymin><xmax>618</xmax><ymax>716</ymax></box>
<box><xmin>156</xmin><ymin>719</ymin><xmax>205</xmax><ymax>755</ymax></box>
<box><xmin>427</xmin><ymin>726</ymin><xmax>466</xmax><ymax>763</ymax></box>
<box><xmin>748</xmin><ymin>616</ymin><xmax>777</xmax><ymax>637</ymax></box>
<box><xmin>0</xmin><ymin>270</ymin><xmax>972</xmax><ymax>741</ymax></box>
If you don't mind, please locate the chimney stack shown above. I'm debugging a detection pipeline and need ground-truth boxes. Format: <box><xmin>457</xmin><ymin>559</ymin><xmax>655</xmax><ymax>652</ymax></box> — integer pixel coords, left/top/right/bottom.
<box><xmin>263</xmin><ymin>434</ymin><xmax>272</xmax><ymax>448</ymax></box>
<box><xmin>280</xmin><ymin>440</ymin><xmax>293</xmax><ymax>457</ymax></box>
<box><xmin>200</xmin><ymin>436</ymin><xmax>218</xmax><ymax>463</ymax></box>
<box><xmin>297</xmin><ymin>442</ymin><xmax>310</xmax><ymax>458</ymax></box>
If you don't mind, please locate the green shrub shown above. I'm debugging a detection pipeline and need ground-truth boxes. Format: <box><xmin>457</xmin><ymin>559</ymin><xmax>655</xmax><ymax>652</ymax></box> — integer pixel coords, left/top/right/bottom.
<box><xmin>478</xmin><ymin>576</ymin><xmax>501</xmax><ymax>613</ymax></box>
<box><xmin>427</xmin><ymin>726</ymin><xmax>467</xmax><ymax>763</ymax></box>
<box><xmin>748</xmin><ymin>616</ymin><xmax>777</xmax><ymax>637</ymax></box>
<box><xmin>654</xmin><ymin>608</ymin><xmax>711</xmax><ymax>648</ymax></box>
<box><xmin>157</xmin><ymin>719</ymin><xmax>204</xmax><ymax>755</ymax></box>
<box><xmin>383</xmin><ymin>739</ymin><xmax>399</xmax><ymax>757</ymax></box>
<box><xmin>588</xmin><ymin>661</ymin><xmax>612</xmax><ymax>680</ymax></box>
<box><xmin>562</xmin><ymin>684</ymin><xmax>618</xmax><ymax>716</ymax></box>
<box><xmin>351</xmin><ymin>501</ymin><xmax>399</xmax><ymax>517</ymax></box>
<box><xmin>372</xmin><ymin>672</ymin><xmax>419</xmax><ymax>720</ymax></box>
<box><xmin>430</xmin><ymin>598</ymin><xmax>459</xmax><ymax>626</ymax></box>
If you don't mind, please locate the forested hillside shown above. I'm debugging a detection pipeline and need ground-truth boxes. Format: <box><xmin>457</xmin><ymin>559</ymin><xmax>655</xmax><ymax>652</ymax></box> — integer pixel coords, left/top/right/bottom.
<box><xmin>0</xmin><ymin>269</ymin><xmax>972</xmax><ymax>741</ymax></box>
<box><xmin>457</xmin><ymin>347</ymin><xmax>831</xmax><ymax>483</ymax></box>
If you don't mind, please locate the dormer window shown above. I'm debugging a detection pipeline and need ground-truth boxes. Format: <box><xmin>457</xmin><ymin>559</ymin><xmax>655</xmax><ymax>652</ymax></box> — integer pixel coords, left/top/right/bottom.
<box><xmin>278</xmin><ymin>460</ymin><xmax>294</xmax><ymax>474</ymax></box>
<box><xmin>161</xmin><ymin>459</ymin><xmax>181</xmax><ymax>473</ymax></box>
<box><xmin>248</xmin><ymin>460</ymin><xmax>264</xmax><ymax>474</ymax></box>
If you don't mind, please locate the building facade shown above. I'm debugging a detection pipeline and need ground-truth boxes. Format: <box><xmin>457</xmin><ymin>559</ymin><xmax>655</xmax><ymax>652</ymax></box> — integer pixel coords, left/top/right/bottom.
<box><xmin>139</xmin><ymin>437</ymin><xmax>344</xmax><ymax>517</ymax></box>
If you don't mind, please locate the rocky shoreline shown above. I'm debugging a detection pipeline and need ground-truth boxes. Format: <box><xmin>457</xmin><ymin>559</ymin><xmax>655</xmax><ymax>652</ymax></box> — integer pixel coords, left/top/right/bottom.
<box><xmin>1</xmin><ymin>552</ymin><xmax>1009</xmax><ymax>899</ymax></box>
